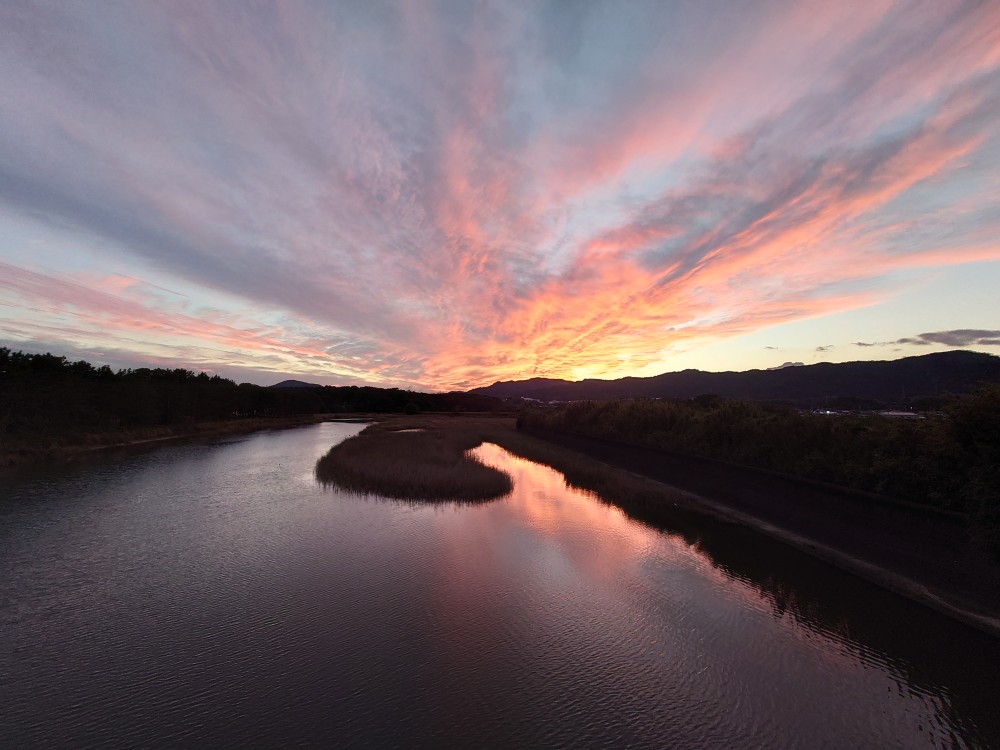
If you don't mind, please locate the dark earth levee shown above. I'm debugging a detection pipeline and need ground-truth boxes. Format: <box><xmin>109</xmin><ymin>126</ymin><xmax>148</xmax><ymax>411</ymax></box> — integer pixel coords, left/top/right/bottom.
<box><xmin>519</xmin><ymin>426</ymin><xmax>1000</xmax><ymax>636</ymax></box>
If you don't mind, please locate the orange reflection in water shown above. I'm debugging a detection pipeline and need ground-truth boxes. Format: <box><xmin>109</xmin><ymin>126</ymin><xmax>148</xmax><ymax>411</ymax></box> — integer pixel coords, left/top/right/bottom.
<box><xmin>469</xmin><ymin>443</ymin><xmax>717</xmax><ymax>585</ymax></box>
<box><xmin>468</xmin><ymin>443</ymin><xmax>898</xmax><ymax>675</ymax></box>
<box><xmin>428</xmin><ymin>443</ymin><xmax>973</xmax><ymax>718</ymax></box>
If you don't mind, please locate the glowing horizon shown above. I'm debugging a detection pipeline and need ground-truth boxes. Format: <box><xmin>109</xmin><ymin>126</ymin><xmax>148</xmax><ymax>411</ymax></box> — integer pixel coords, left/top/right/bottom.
<box><xmin>1</xmin><ymin>2</ymin><xmax>998</xmax><ymax>390</ymax></box>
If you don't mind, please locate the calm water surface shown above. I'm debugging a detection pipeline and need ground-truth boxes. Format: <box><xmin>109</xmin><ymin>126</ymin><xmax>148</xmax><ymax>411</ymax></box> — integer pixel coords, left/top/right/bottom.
<box><xmin>2</xmin><ymin>422</ymin><xmax>998</xmax><ymax>748</ymax></box>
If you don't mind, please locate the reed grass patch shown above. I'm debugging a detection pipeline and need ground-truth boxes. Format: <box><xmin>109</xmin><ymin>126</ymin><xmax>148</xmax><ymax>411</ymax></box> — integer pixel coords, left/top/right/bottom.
<box><xmin>315</xmin><ymin>415</ymin><xmax>693</xmax><ymax>515</ymax></box>
<box><xmin>315</xmin><ymin>418</ymin><xmax>514</xmax><ymax>501</ymax></box>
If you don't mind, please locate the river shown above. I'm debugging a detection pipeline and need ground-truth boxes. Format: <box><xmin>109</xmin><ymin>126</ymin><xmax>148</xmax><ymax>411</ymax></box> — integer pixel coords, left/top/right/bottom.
<box><xmin>2</xmin><ymin>422</ymin><xmax>998</xmax><ymax>748</ymax></box>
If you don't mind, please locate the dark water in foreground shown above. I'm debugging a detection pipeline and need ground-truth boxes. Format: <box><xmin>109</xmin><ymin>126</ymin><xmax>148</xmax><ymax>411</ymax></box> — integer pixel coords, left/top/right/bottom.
<box><xmin>2</xmin><ymin>422</ymin><xmax>998</xmax><ymax>748</ymax></box>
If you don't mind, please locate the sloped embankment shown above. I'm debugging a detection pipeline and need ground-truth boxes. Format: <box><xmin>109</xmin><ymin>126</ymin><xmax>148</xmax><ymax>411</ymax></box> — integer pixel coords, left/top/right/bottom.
<box><xmin>521</xmin><ymin>426</ymin><xmax>1000</xmax><ymax>638</ymax></box>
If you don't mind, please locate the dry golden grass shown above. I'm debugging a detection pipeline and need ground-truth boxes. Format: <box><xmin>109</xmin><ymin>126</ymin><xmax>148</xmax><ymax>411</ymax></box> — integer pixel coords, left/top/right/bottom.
<box><xmin>314</xmin><ymin>417</ymin><xmax>514</xmax><ymax>501</ymax></box>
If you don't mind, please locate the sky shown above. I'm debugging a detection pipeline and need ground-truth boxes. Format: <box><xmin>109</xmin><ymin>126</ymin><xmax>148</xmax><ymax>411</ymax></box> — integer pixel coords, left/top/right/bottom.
<box><xmin>1</xmin><ymin>0</ymin><xmax>999</xmax><ymax>390</ymax></box>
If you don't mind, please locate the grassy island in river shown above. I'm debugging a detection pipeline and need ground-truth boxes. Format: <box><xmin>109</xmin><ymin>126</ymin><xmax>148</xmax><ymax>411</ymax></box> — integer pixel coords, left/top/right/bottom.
<box><xmin>315</xmin><ymin>419</ymin><xmax>513</xmax><ymax>501</ymax></box>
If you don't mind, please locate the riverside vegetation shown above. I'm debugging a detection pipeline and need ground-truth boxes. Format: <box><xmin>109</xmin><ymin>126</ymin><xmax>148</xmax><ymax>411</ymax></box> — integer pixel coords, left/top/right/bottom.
<box><xmin>0</xmin><ymin>348</ymin><xmax>503</xmax><ymax>463</ymax></box>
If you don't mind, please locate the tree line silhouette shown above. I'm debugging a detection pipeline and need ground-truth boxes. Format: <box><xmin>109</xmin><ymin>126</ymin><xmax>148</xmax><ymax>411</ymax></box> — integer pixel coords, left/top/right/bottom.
<box><xmin>0</xmin><ymin>348</ymin><xmax>504</xmax><ymax>451</ymax></box>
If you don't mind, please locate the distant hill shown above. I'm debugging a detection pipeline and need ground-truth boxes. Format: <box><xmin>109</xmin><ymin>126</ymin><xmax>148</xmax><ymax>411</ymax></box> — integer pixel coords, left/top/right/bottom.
<box><xmin>270</xmin><ymin>379</ymin><xmax>323</xmax><ymax>388</ymax></box>
<box><xmin>471</xmin><ymin>351</ymin><xmax>1000</xmax><ymax>406</ymax></box>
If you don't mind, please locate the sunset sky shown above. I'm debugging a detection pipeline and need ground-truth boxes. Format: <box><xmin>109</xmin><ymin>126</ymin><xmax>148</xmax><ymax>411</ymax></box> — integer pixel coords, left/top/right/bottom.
<box><xmin>1</xmin><ymin>1</ymin><xmax>998</xmax><ymax>389</ymax></box>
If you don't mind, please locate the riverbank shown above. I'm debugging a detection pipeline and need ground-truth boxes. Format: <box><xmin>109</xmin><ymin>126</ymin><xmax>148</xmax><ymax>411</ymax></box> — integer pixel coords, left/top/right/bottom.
<box><xmin>521</xmin><ymin>426</ymin><xmax>1000</xmax><ymax>638</ymax></box>
<box><xmin>0</xmin><ymin>413</ymin><xmax>364</xmax><ymax>466</ymax></box>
